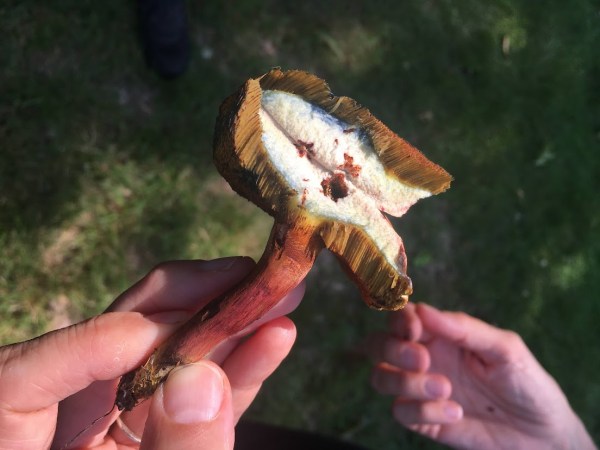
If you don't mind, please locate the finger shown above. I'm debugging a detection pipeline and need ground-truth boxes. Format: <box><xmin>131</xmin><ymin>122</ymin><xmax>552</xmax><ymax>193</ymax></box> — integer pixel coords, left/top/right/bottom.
<box><xmin>139</xmin><ymin>362</ymin><xmax>233</xmax><ymax>450</ymax></box>
<box><xmin>0</xmin><ymin>312</ymin><xmax>186</xmax><ymax>413</ymax></box>
<box><xmin>1</xmin><ymin>312</ymin><xmax>185</xmax><ymax>450</ymax></box>
<box><xmin>367</xmin><ymin>334</ymin><xmax>430</xmax><ymax>372</ymax></box>
<box><xmin>207</xmin><ymin>282</ymin><xmax>304</xmax><ymax>364</ymax></box>
<box><xmin>371</xmin><ymin>363</ymin><xmax>451</xmax><ymax>400</ymax></box>
<box><xmin>112</xmin><ymin>299</ymin><xmax>302</xmax><ymax>442</ymax></box>
<box><xmin>56</xmin><ymin>258</ymin><xmax>255</xmax><ymax>447</ymax></box>
<box><xmin>393</xmin><ymin>399</ymin><xmax>463</xmax><ymax>426</ymax></box>
<box><xmin>221</xmin><ymin>317</ymin><xmax>296</xmax><ymax>422</ymax></box>
<box><xmin>107</xmin><ymin>257</ymin><xmax>256</xmax><ymax>314</ymax></box>
<box><xmin>388</xmin><ymin>302</ymin><xmax>423</xmax><ymax>342</ymax></box>
<box><xmin>416</xmin><ymin>303</ymin><xmax>525</xmax><ymax>364</ymax></box>
<box><xmin>406</xmin><ymin>423</ymin><xmax>443</xmax><ymax>440</ymax></box>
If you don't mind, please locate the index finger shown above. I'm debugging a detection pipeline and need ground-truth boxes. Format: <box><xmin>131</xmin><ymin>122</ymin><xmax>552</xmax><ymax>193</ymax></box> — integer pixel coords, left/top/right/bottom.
<box><xmin>0</xmin><ymin>312</ymin><xmax>179</xmax><ymax>414</ymax></box>
<box><xmin>388</xmin><ymin>302</ymin><xmax>423</xmax><ymax>342</ymax></box>
<box><xmin>416</xmin><ymin>303</ymin><xmax>526</xmax><ymax>364</ymax></box>
<box><xmin>107</xmin><ymin>257</ymin><xmax>255</xmax><ymax>314</ymax></box>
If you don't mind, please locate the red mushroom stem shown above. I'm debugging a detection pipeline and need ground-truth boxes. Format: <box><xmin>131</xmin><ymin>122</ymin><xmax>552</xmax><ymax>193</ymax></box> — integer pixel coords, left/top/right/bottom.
<box><xmin>116</xmin><ymin>220</ymin><xmax>322</xmax><ymax>411</ymax></box>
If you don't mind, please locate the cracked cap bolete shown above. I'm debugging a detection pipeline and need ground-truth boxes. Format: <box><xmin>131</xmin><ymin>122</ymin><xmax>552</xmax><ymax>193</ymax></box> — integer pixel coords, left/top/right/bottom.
<box><xmin>214</xmin><ymin>69</ymin><xmax>452</xmax><ymax>310</ymax></box>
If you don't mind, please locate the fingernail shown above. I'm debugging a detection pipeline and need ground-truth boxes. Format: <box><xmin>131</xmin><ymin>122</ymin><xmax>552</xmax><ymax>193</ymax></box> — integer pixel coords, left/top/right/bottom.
<box><xmin>444</xmin><ymin>403</ymin><xmax>463</xmax><ymax>420</ymax></box>
<box><xmin>200</xmin><ymin>257</ymin><xmax>243</xmax><ymax>272</ymax></box>
<box><xmin>145</xmin><ymin>310</ymin><xmax>191</xmax><ymax>324</ymax></box>
<box><xmin>425</xmin><ymin>378</ymin><xmax>447</xmax><ymax>398</ymax></box>
<box><xmin>163</xmin><ymin>363</ymin><xmax>224</xmax><ymax>423</ymax></box>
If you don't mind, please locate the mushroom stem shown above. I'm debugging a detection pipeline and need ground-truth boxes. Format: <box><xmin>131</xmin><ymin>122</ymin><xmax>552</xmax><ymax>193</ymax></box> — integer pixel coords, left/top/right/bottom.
<box><xmin>115</xmin><ymin>219</ymin><xmax>322</xmax><ymax>411</ymax></box>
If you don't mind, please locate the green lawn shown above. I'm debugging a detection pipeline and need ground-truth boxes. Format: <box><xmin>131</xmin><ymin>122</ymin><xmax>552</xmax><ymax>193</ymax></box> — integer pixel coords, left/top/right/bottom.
<box><xmin>1</xmin><ymin>0</ymin><xmax>599</xmax><ymax>448</ymax></box>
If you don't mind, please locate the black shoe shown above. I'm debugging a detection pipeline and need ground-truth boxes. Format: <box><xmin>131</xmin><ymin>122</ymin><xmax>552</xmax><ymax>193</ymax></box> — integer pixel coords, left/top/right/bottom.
<box><xmin>138</xmin><ymin>0</ymin><xmax>191</xmax><ymax>79</ymax></box>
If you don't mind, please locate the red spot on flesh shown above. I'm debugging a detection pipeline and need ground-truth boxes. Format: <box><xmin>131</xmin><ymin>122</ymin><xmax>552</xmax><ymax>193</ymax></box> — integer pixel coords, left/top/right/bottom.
<box><xmin>321</xmin><ymin>173</ymin><xmax>349</xmax><ymax>202</ymax></box>
<box><xmin>294</xmin><ymin>140</ymin><xmax>315</xmax><ymax>158</ymax></box>
<box><xmin>334</xmin><ymin>138</ymin><xmax>339</xmax><ymax>146</ymax></box>
<box><xmin>338</xmin><ymin>153</ymin><xmax>362</xmax><ymax>178</ymax></box>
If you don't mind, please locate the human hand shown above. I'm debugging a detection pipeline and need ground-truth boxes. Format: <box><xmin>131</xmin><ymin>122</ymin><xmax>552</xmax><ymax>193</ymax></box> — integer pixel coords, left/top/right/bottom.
<box><xmin>369</xmin><ymin>303</ymin><xmax>596</xmax><ymax>450</ymax></box>
<box><xmin>0</xmin><ymin>257</ymin><xmax>304</xmax><ymax>450</ymax></box>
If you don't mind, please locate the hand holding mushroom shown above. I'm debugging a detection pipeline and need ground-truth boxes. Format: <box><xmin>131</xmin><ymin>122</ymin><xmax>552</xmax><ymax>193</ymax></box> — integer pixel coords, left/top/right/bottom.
<box><xmin>0</xmin><ymin>258</ymin><xmax>303</xmax><ymax>450</ymax></box>
<box><xmin>116</xmin><ymin>69</ymin><xmax>452</xmax><ymax>410</ymax></box>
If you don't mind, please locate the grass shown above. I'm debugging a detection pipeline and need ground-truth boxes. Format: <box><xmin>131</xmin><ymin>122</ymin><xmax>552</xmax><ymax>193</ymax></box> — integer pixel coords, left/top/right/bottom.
<box><xmin>1</xmin><ymin>0</ymin><xmax>599</xmax><ymax>448</ymax></box>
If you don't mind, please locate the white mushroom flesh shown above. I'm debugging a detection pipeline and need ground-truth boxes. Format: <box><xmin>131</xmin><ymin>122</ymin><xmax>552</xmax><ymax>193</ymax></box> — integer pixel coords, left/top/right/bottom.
<box><xmin>259</xmin><ymin>90</ymin><xmax>432</xmax><ymax>272</ymax></box>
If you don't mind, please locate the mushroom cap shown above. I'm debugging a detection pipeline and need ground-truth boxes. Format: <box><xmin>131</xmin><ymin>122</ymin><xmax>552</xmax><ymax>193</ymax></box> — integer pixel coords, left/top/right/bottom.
<box><xmin>214</xmin><ymin>69</ymin><xmax>452</xmax><ymax>310</ymax></box>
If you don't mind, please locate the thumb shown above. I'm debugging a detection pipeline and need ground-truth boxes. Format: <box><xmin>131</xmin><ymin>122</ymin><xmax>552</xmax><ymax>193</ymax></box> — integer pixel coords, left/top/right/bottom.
<box><xmin>140</xmin><ymin>361</ymin><xmax>234</xmax><ymax>450</ymax></box>
<box><xmin>0</xmin><ymin>312</ymin><xmax>185</xmax><ymax>450</ymax></box>
<box><xmin>416</xmin><ymin>303</ymin><xmax>524</xmax><ymax>365</ymax></box>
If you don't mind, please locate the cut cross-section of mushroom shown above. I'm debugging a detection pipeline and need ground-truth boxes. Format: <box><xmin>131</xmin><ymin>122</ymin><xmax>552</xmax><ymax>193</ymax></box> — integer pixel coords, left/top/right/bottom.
<box><xmin>115</xmin><ymin>69</ymin><xmax>452</xmax><ymax>411</ymax></box>
<box><xmin>214</xmin><ymin>69</ymin><xmax>452</xmax><ymax>309</ymax></box>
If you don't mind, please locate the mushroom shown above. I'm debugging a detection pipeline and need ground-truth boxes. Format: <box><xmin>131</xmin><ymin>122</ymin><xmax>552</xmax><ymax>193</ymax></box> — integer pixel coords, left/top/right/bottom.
<box><xmin>115</xmin><ymin>69</ymin><xmax>452</xmax><ymax>411</ymax></box>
